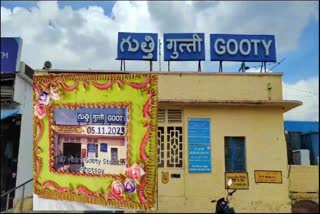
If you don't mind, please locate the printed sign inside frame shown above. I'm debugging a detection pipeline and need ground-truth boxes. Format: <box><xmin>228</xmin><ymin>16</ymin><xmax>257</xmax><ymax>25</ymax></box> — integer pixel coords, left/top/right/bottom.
<box><xmin>225</xmin><ymin>172</ymin><xmax>249</xmax><ymax>190</ymax></box>
<box><xmin>254</xmin><ymin>170</ymin><xmax>282</xmax><ymax>184</ymax></box>
<box><xmin>33</xmin><ymin>73</ymin><xmax>158</xmax><ymax>210</ymax></box>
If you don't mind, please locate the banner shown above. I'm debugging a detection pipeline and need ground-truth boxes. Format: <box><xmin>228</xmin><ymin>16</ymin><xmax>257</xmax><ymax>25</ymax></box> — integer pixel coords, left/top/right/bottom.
<box><xmin>1</xmin><ymin>37</ymin><xmax>23</xmax><ymax>72</ymax></box>
<box><xmin>33</xmin><ymin>73</ymin><xmax>158</xmax><ymax>210</ymax></box>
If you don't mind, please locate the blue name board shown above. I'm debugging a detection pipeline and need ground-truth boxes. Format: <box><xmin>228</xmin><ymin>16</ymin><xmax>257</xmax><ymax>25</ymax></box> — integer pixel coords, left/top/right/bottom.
<box><xmin>92</xmin><ymin>113</ymin><xmax>105</xmax><ymax>124</ymax></box>
<box><xmin>77</xmin><ymin>113</ymin><xmax>90</xmax><ymax>123</ymax></box>
<box><xmin>1</xmin><ymin>37</ymin><xmax>23</xmax><ymax>73</ymax></box>
<box><xmin>188</xmin><ymin>118</ymin><xmax>211</xmax><ymax>173</ymax></box>
<box><xmin>100</xmin><ymin>143</ymin><xmax>108</xmax><ymax>152</ymax></box>
<box><xmin>117</xmin><ymin>32</ymin><xmax>158</xmax><ymax>61</ymax></box>
<box><xmin>106</xmin><ymin>114</ymin><xmax>126</xmax><ymax>124</ymax></box>
<box><xmin>164</xmin><ymin>33</ymin><xmax>205</xmax><ymax>61</ymax></box>
<box><xmin>210</xmin><ymin>34</ymin><xmax>276</xmax><ymax>62</ymax></box>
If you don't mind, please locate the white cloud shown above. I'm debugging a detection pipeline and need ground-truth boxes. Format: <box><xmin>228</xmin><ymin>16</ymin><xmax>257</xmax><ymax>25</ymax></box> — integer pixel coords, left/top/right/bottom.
<box><xmin>1</xmin><ymin>1</ymin><xmax>319</xmax><ymax>121</ymax></box>
<box><xmin>1</xmin><ymin>1</ymin><xmax>318</xmax><ymax>71</ymax></box>
<box><xmin>283</xmin><ymin>78</ymin><xmax>319</xmax><ymax>121</ymax></box>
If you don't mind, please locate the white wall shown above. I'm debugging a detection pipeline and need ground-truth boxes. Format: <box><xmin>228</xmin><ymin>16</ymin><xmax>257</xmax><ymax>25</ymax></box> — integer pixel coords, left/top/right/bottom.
<box><xmin>14</xmin><ymin>72</ymin><xmax>34</xmax><ymax>199</ymax></box>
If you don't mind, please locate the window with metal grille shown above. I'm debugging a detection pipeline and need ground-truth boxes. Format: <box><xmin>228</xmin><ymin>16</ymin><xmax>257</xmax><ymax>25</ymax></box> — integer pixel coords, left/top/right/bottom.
<box><xmin>225</xmin><ymin>137</ymin><xmax>246</xmax><ymax>172</ymax></box>
<box><xmin>157</xmin><ymin>109</ymin><xmax>183</xmax><ymax>168</ymax></box>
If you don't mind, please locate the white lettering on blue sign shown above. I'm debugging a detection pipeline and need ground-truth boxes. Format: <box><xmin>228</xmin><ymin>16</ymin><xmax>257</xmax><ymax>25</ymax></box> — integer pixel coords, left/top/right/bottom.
<box><xmin>210</xmin><ymin>34</ymin><xmax>276</xmax><ymax>62</ymax></box>
<box><xmin>166</xmin><ymin>34</ymin><xmax>203</xmax><ymax>60</ymax></box>
<box><xmin>1</xmin><ymin>52</ymin><xmax>9</xmax><ymax>59</ymax></box>
<box><xmin>214</xmin><ymin>38</ymin><xmax>273</xmax><ymax>56</ymax></box>
<box><xmin>92</xmin><ymin>113</ymin><xmax>105</xmax><ymax>123</ymax></box>
<box><xmin>77</xmin><ymin>113</ymin><xmax>90</xmax><ymax>123</ymax></box>
<box><xmin>120</xmin><ymin>35</ymin><xmax>155</xmax><ymax>59</ymax></box>
<box><xmin>107</xmin><ymin>114</ymin><xmax>125</xmax><ymax>122</ymax></box>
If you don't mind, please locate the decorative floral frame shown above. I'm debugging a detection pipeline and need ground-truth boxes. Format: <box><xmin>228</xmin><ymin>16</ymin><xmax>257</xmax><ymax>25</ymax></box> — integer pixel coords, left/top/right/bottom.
<box><xmin>33</xmin><ymin>73</ymin><xmax>158</xmax><ymax>210</ymax></box>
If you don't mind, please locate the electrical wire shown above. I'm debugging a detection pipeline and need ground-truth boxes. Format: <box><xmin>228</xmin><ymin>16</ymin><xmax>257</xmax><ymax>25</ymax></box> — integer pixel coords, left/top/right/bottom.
<box><xmin>269</xmin><ymin>57</ymin><xmax>287</xmax><ymax>71</ymax></box>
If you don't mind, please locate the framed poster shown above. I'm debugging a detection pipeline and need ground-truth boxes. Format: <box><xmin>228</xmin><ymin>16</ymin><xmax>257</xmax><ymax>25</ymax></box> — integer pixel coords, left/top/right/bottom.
<box><xmin>254</xmin><ymin>170</ymin><xmax>282</xmax><ymax>184</ymax></box>
<box><xmin>188</xmin><ymin>118</ymin><xmax>211</xmax><ymax>173</ymax></box>
<box><xmin>33</xmin><ymin>73</ymin><xmax>158</xmax><ymax>210</ymax></box>
<box><xmin>225</xmin><ymin>172</ymin><xmax>249</xmax><ymax>189</ymax></box>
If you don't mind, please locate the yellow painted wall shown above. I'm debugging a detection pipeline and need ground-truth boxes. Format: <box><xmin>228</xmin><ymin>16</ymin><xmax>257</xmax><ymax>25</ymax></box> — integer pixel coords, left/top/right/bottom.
<box><xmin>289</xmin><ymin>165</ymin><xmax>319</xmax><ymax>193</ymax></box>
<box><xmin>156</xmin><ymin>73</ymin><xmax>292</xmax><ymax>213</ymax></box>
<box><xmin>158</xmin><ymin>73</ymin><xmax>283</xmax><ymax>101</ymax></box>
<box><xmin>289</xmin><ymin>165</ymin><xmax>319</xmax><ymax>204</ymax></box>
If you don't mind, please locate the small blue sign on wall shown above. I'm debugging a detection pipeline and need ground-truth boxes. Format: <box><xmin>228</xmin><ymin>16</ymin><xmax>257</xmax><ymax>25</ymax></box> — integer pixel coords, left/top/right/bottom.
<box><xmin>117</xmin><ymin>32</ymin><xmax>158</xmax><ymax>61</ymax></box>
<box><xmin>189</xmin><ymin>144</ymin><xmax>211</xmax><ymax>173</ymax></box>
<box><xmin>1</xmin><ymin>37</ymin><xmax>23</xmax><ymax>73</ymax></box>
<box><xmin>188</xmin><ymin>118</ymin><xmax>211</xmax><ymax>173</ymax></box>
<box><xmin>164</xmin><ymin>33</ymin><xmax>205</xmax><ymax>61</ymax></box>
<box><xmin>188</xmin><ymin>118</ymin><xmax>211</xmax><ymax>144</ymax></box>
<box><xmin>210</xmin><ymin>34</ymin><xmax>276</xmax><ymax>62</ymax></box>
<box><xmin>87</xmin><ymin>144</ymin><xmax>97</xmax><ymax>153</ymax></box>
<box><xmin>100</xmin><ymin>143</ymin><xmax>108</xmax><ymax>152</ymax></box>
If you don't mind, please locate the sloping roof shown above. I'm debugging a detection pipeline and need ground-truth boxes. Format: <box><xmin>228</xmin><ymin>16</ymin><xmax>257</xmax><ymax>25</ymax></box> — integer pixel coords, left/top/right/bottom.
<box><xmin>284</xmin><ymin>121</ymin><xmax>319</xmax><ymax>133</ymax></box>
<box><xmin>0</xmin><ymin>109</ymin><xmax>19</xmax><ymax>120</ymax></box>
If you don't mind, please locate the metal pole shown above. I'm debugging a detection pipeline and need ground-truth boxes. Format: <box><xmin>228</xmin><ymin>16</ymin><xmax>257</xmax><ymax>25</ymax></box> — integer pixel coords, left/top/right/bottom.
<box><xmin>6</xmin><ymin>192</ymin><xmax>10</xmax><ymax>212</ymax></box>
<box><xmin>20</xmin><ymin>185</ymin><xmax>25</xmax><ymax>211</ymax></box>
<box><xmin>198</xmin><ymin>61</ymin><xmax>201</xmax><ymax>72</ymax></box>
<box><xmin>241</xmin><ymin>62</ymin><xmax>245</xmax><ymax>72</ymax></box>
<box><xmin>264</xmin><ymin>61</ymin><xmax>266</xmax><ymax>72</ymax></box>
<box><xmin>150</xmin><ymin>61</ymin><xmax>152</xmax><ymax>72</ymax></box>
<box><xmin>168</xmin><ymin>61</ymin><xmax>170</xmax><ymax>72</ymax></box>
<box><xmin>260</xmin><ymin>62</ymin><xmax>263</xmax><ymax>73</ymax></box>
<box><xmin>120</xmin><ymin>60</ymin><xmax>123</xmax><ymax>71</ymax></box>
<box><xmin>159</xmin><ymin>38</ymin><xmax>161</xmax><ymax>72</ymax></box>
<box><xmin>219</xmin><ymin>61</ymin><xmax>223</xmax><ymax>72</ymax></box>
<box><xmin>124</xmin><ymin>60</ymin><xmax>126</xmax><ymax>71</ymax></box>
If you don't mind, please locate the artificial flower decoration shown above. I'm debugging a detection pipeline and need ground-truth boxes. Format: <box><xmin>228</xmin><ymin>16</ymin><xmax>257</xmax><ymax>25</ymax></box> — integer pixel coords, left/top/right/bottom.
<box><xmin>126</xmin><ymin>163</ymin><xmax>146</xmax><ymax>179</ymax></box>
<box><xmin>49</xmin><ymin>85</ymin><xmax>61</xmax><ymax>101</ymax></box>
<box><xmin>38</xmin><ymin>91</ymin><xmax>50</xmax><ymax>105</ymax></box>
<box><xmin>111</xmin><ymin>180</ymin><xmax>125</xmax><ymax>196</ymax></box>
<box><xmin>34</xmin><ymin>103</ymin><xmax>46</xmax><ymax>119</ymax></box>
<box><xmin>123</xmin><ymin>179</ymin><xmax>136</xmax><ymax>194</ymax></box>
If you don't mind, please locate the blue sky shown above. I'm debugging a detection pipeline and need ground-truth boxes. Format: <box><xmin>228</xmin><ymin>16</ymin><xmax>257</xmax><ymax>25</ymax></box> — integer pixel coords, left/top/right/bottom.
<box><xmin>1</xmin><ymin>0</ymin><xmax>317</xmax><ymax>84</ymax></box>
<box><xmin>1</xmin><ymin>1</ymin><xmax>319</xmax><ymax>121</ymax></box>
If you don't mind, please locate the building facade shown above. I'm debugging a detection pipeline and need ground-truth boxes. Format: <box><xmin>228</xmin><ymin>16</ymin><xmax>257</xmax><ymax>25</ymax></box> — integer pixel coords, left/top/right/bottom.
<box><xmin>11</xmin><ymin>71</ymin><xmax>304</xmax><ymax>212</ymax></box>
<box><xmin>154</xmin><ymin>72</ymin><xmax>301</xmax><ymax>213</ymax></box>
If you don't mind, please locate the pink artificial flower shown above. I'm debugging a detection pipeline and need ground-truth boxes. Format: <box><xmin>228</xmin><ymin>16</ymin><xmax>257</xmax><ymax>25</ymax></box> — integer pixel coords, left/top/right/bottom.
<box><xmin>34</xmin><ymin>103</ymin><xmax>46</xmax><ymax>119</ymax></box>
<box><xmin>111</xmin><ymin>181</ymin><xmax>124</xmax><ymax>196</ymax></box>
<box><xmin>127</xmin><ymin>163</ymin><xmax>146</xmax><ymax>179</ymax></box>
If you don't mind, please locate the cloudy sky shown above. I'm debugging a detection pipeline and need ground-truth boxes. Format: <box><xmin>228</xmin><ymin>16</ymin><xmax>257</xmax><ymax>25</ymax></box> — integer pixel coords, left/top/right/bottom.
<box><xmin>1</xmin><ymin>1</ymin><xmax>319</xmax><ymax>121</ymax></box>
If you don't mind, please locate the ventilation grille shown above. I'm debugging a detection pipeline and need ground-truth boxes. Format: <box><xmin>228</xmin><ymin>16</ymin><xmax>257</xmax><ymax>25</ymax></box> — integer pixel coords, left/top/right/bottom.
<box><xmin>158</xmin><ymin>109</ymin><xmax>182</xmax><ymax>123</ymax></box>
<box><xmin>158</xmin><ymin>109</ymin><xmax>166</xmax><ymax>123</ymax></box>
<box><xmin>168</xmin><ymin>110</ymin><xmax>182</xmax><ymax>123</ymax></box>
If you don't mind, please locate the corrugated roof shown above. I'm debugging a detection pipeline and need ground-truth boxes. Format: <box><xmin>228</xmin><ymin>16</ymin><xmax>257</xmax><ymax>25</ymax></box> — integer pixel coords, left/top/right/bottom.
<box><xmin>284</xmin><ymin>121</ymin><xmax>319</xmax><ymax>133</ymax></box>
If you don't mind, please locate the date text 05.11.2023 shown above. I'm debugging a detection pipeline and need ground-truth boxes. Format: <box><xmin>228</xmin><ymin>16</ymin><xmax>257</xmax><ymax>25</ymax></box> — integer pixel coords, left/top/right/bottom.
<box><xmin>86</xmin><ymin>126</ymin><xmax>125</xmax><ymax>136</ymax></box>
